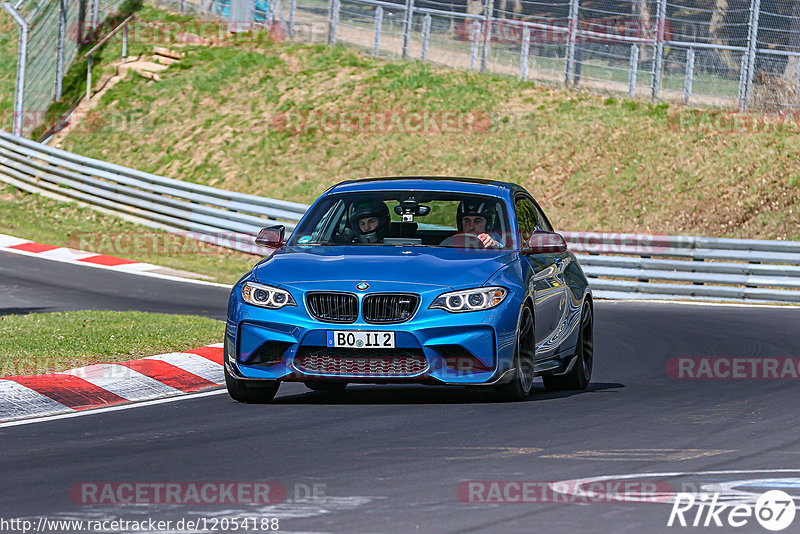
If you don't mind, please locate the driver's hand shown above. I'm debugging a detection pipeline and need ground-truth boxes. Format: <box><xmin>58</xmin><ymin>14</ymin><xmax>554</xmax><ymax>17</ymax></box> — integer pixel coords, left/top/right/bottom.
<box><xmin>477</xmin><ymin>233</ymin><xmax>499</xmax><ymax>248</ymax></box>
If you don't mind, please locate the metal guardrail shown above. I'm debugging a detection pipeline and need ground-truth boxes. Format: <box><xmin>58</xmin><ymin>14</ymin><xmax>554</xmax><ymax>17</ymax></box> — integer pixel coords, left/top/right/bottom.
<box><xmin>1</xmin><ymin>130</ymin><xmax>799</xmax><ymax>304</ymax></box>
<box><xmin>0</xmin><ymin>130</ymin><xmax>307</xmax><ymax>253</ymax></box>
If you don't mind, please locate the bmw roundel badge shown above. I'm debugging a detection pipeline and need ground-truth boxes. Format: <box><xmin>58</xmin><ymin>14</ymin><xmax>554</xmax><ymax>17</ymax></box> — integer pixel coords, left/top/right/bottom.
<box><xmin>356</xmin><ymin>283</ymin><xmax>369</xmax><ymax>291</ymax></box>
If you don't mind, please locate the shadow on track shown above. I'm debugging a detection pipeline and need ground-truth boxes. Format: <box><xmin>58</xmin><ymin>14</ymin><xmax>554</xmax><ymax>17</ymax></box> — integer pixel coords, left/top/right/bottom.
<box><xmin>0</xmin><ymin>306</ymin><xmax>52</xmax><ymax>316</ymax></box>
<box><xmin>271</xmin><ymin>382</ymin><xmax>625</xmax><ymax>405</ymax></box>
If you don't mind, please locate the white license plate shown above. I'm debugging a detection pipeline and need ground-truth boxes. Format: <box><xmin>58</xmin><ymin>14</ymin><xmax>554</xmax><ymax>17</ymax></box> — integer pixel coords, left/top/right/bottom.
<box><xmin>327</xmin><ymin>331</ymin><xmax>395</xmax><ymax>349</ymax></box>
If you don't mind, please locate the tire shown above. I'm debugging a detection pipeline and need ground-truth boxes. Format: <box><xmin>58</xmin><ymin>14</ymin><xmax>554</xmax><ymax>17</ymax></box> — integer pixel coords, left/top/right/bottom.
<box><xmin>304</xmin><ymin>381</ymin><xmax>348</xmax><ymax>392</ymax></box>
<box><xmin>543</xmin><ymin>302</ymin><xmax>593</xmax><ymax>391</ymax></box>
<box><xmin>224</xmin><ymin>365</ymin><xmax>280</xmax><ymax>403</ymax></box>
<box><xmin>495</xmin><ymin>305</ymin><xmax>535</xmax><ymax>402</ymax></box>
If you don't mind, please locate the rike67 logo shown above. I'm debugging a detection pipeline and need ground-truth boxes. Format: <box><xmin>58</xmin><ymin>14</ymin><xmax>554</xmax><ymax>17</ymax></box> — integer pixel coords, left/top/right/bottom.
<box><xmin>668</xmin><ymin>490</ymin><xmax>796</xmax><ymax>531</ymax></box>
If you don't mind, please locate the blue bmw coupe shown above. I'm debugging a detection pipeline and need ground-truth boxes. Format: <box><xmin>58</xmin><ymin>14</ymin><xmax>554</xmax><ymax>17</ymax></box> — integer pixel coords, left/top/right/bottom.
<box><xmin>225</xmin><ymin>177</ymin><xmax>593</xmax><ymax>402</ymax></box>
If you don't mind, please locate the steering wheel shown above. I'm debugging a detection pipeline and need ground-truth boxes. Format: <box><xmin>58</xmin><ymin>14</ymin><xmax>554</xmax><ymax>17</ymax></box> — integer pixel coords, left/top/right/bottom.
<box><xmin>439</xmin><ymin>232</ymin><xmax>485</xmax><ymax>249</ymax></box>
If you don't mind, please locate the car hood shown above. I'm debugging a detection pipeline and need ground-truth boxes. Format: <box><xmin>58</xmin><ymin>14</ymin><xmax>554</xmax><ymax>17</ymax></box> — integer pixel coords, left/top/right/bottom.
<box><xmin>252</xmin><ymin>246</ymin><xmax>518</xmax><ymax>291</ymax></box>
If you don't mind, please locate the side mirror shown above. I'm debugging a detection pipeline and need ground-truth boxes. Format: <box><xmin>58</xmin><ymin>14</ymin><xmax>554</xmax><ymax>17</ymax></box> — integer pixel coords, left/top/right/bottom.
<box><xmin>255</xmin><ymin>225</ymin><xmax>285</xmax><ymax>247</ymax></box>
<box><xmin>526</xmin><ymin>231</ymin><xmax>567</xmax><ymax>254</ymax></box>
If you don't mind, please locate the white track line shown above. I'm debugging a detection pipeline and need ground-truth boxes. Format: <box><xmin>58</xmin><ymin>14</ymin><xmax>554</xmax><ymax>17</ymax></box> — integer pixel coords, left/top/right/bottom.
<box><xmin>0</xmin><ymin>389</ymin><xmax>229</xmax><ymax>428</ymax></box>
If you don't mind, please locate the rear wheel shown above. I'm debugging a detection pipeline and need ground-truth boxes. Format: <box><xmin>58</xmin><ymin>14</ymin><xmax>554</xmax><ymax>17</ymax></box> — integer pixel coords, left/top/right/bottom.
<box><xmin>225</xmin><ymin>365</ymin><xmax>280</xmax><ymax>403</ymax></box>
<box><xmin>496</xmin><ymin>305</ymin><xmax>535</xmax><ymax>402</ymax></box>
<box><xmin>304</xmin><ymin>381</ymin><xmax>348</xmax><ymax>392</ymax></box>
<box><xmin>543</xmin><ymin>302</ymin><xmax>593</xmax><ymax>391</ymax></box>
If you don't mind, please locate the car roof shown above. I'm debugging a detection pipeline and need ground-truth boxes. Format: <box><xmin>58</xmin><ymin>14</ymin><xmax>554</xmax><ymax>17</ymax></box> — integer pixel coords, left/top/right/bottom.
<box><xmin>328</xmin><ymin>176</ymin><xmax>521</xmax><ymax>196</ymax></box>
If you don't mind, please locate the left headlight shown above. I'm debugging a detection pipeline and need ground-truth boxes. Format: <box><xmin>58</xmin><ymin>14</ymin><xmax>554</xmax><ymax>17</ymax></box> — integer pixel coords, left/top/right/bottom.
<box><xmin>430</xmin><ymin>287</ymin><xmax>508</xmax><ymax>313</ymax></box>
<box><xmin>241</xmin><ymin>282</ymin><xmax>296</xmax><ymax>309</ymax></box>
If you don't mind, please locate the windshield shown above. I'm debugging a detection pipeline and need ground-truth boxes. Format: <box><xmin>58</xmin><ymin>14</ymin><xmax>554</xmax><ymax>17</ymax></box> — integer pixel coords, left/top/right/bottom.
<box><xmin>289</xmin><ymin>191</ymin><xmax>512</xmax><ymax>249</ymax></box>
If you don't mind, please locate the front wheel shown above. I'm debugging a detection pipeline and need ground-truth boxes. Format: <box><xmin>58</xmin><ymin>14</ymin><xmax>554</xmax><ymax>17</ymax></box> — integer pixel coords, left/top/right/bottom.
<box><xmin>495</xmin><ymin>305</ymin><xmax>535</xmax><ymax>402</ymax></box>
<box><xmin>543</xmin><ymin>302</ymin><xmax>593</xmax><ymax>391</ymax></box>
<box><xmin>225</xmin><ymin>365</ymin><xmax>280</xmax><ymax>403</ymax></box>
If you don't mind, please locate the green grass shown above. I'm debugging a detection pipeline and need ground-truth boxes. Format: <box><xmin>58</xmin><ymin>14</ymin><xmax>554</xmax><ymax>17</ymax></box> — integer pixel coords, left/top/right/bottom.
<box><xmin>0</xmin><ymin>185</ymin><xmax>260</xmax><ymax>284</ymax></box>
<box><xmin>51</xmin><ymin>19</ymin><xmax>800</xmax><ymax>242</ymax></box>
<box><xmin>0</xmin><ymin>310</ymin><xmax>223</xmax><ymax>376</ymax></box>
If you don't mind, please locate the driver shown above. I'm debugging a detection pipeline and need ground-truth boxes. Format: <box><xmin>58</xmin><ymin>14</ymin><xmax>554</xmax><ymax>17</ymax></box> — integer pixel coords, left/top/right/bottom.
<box><xmin>456</xmin><ymin>200</ymin><xmax>502</xmax><ymax>249</ymax></box>
<box><xmin>346</xmin><ymin>200</ymin><xmax>390</xmax><ymax>244</ymax></box>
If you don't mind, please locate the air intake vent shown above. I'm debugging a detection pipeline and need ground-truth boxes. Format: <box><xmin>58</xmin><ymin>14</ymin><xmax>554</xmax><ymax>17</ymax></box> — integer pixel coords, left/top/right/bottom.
<box><xmin>306</xmin><ymin>292</ymin><xmax>358</xmax><ymax>323</ymax></box>
<box><xmin>363</xmin><ymin>294</ymin><xmax>419</xmax><ymax>323</ymax></box>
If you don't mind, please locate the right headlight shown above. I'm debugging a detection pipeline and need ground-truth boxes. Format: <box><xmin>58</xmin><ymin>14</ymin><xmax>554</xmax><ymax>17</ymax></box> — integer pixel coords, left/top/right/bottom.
<box><xmin>429</xmin><ymin>287</ymin><xmax>508</xmax><ymax>313</ymax></box>
<box><xmin>241</xmin><ymin>282</ymin><xmax>296</xmax><ymax>309</ymax></box>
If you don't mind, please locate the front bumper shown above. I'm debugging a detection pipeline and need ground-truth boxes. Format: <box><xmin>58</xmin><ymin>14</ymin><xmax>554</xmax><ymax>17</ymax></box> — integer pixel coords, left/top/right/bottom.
<box><xmin>226</xmin><ymin>284</ymin><xmax>520</xmax><ymax>385</ymax></box>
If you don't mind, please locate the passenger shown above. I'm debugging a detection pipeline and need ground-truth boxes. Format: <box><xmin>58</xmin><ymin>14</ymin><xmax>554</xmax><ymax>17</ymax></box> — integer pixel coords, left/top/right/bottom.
<box><xmin>347</xmin><ymin>200</ymin><xmax>390</xmax><ymax>244</ymax></box>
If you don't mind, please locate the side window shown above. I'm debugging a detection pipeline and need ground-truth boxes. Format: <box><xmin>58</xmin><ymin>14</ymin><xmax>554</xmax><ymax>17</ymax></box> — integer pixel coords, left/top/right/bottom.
<box><xmin>514</xmin><ymin>197</ymin><xmax>537</xmax><ymax>244</ymax></box>
<box><xmin>532</xmin><ymin>203</ymin><xmax>552</xmax><ymax>232</ymax></box>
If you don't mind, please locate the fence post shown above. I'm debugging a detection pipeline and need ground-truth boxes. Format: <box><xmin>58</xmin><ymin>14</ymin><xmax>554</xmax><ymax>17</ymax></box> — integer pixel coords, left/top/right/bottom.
<box><xmin>55</xmin><ymin>0</ymin><xmax>67</xmax><ymax>101</ymax></box>
<box><xmin>372</xmin><ymin>6</ymin><xmax>383</xmax><ymax>56</ymax></box>
<box><xmin>122</xmin><ymin>21</ymin><xmax>128</xmax><ymax>62</ymax></box>
<box><xmin>3</xmin><ymin>3</ymin><xmax>27</xmax><ymax>137</ymax></box>
<box><xmin>683</xmin><ymin>48</ymin><xmax>695</xmax><ymax>104</ymax></box>
<box><xmin>92</xmin><ymin>0</ymin><xmax>98</xmax><ymax>30</ymax></box>
<box><xmin>289</xmin><ymin>0</ymin><xmax>296</xmax><ymax>37</ymax></box>
<box><xmin>564</xmin><ymin>0</ymin><xmax>579</xmax><ymax>85</ymax></box>
<box><xmin>743</xmin><ymin>0</ymin><xmax>761</xmax><ymax>109</ymax></box>
<box><xmin>469</xmin><ymin>21</ymin><xmax>481</xmax><ymax>70</ymax></box>
<box><xmin>737</xmin><ymin>53</ymin><xmax>748</xmax><ymax>109</ymax></box>
<box><xmin>180</xmin><ymin>0</ymin><xmax>185</xmax><ymax>11</ymax></box>
<box><xmin>519</xmin><ymin>26</ymin><xmax>530</xmax><ymax>80</ymax></box>
<box><xmin>480</xmin><ymin>0</ymin><xmax>494</xmax><ymax>72</ymax></box>
<box><xmin>86</xmin><ymin>55</ymin><xmax>93</xmax><ymax>101</ymax></box>
<box><xmin>421</xmin><ymin>13</ymin><xmax>431</xmax><ymax>61</ymax></box>
<box><xmin>401</xmin><ymin>0</ymin><xmax>414</xmax><ymax>58</ymax></box>
<box><xmin>650</xmin><ymin>0</ymin><xmax>667</xmax><ymax>100</ymax></box>
<box><xmin>628</xmin><ymin>43</ymin><xmax>638</xmax><ymax>97</ymax></box>
<box><xmin>328</xmin><ymin>0</ymin><xmax>340</xmax><ymax>45</ymax></box>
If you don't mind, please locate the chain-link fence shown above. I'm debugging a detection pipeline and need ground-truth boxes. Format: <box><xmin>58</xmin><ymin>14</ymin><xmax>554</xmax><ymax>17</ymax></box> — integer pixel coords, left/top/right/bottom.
<box><xmin>2</xmin><ymin>0</ymin><xmax>125</xmax><ymax>136</ymax></box>
<box><xmin>5</xmin><ymin>0</ymin><xmax>800</xmax><ymax>138</ymax></box>
<box><xmin>273</xmin><ymin>0</ymin><xmax>800</xmax><ymax>110</ymax></box>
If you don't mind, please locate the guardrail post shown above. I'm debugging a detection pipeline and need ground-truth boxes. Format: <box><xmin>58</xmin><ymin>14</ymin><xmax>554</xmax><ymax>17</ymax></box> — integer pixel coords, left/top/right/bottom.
<box><xmin>327</xmin><ymin>0</ymin><xmax>340</xmax><ymax>45</ymax></box>
<box><xmin>55</xmin><ymin>0</ymin><xmax>67</xmax><ymax>100</ymax></box>
<box><xmin>519</xmin><ymin>27</ymin><xmax>530</xmax><ymax>80</ymax></box>
<box><xmin>372</xmin><ymin>6</ymin><xmax>383</xmax><ymax>56</ymax></box>
<box><xmin>86</xmin><ymin>54</ymin><xmax>93</xmax><ymax>101</ymax></box>
<box><xmin>650</xmin><ymin>0</ymin><xmax>667</xmax><ymax>101</ymax></box>
<box><xmin>420</xmin><ymin>13</ymin><xmax>431</xmax><ymax>61</ymax></box>
<box><xmin>684</xmin><ymin>48</ymin><xmax>695</xmax><ymax>104</ymax></box>
<box><xmin>288</xmin><ymin>0</ymin><xmax>296</xmax><ymax>37</ymax></box>
<box><xmin>469</xmin><ymin>21</ymin><xmax>481</xmax><ymax>70</ymax></box>
<box><xmin>480</xmin><ymin>0</ymin><xmax>494</xmax><ymax>72</ymax></box>
<box><xmin>628</xmin><ymin>43</ymin><xmax>638</xmax><ymax>97</ymax></box>
<box><xmin>743</xmin><ymin>0</ymin><xmax>761</xmax><ymax>110</ymax></box>
<box><xmin>401</xmin><ymin>0</ymin><xmax>414</xmax><ymax>58</ymax></box>
<box><xmin>737</xmin><ymin>53</ymin><xmax>748</xmax><ymax>109</ymax></box>
<box><xmin>564</xmin><ymin>0</ymin><xmax>579</xmax><ymax>85</ymax></box>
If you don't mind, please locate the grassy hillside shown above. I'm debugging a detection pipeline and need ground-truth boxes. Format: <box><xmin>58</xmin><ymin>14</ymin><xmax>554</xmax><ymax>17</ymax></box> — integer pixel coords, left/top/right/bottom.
<box><xmin>55</xmin><ymin>26</ymin><xmax>800</xmax><ymax>241</ymax></box>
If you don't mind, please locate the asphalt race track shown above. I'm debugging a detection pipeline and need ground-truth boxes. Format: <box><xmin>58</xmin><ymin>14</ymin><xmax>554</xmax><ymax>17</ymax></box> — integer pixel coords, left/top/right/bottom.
<box><xmin>0</xmin><ymin>251</ymin><xmax>230</xmax><ymax>319</ymax></box>
<box><xmin>2</xmin><ymin>253</ymin><xmax>800</xmax><ymax>533</ymax></box>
